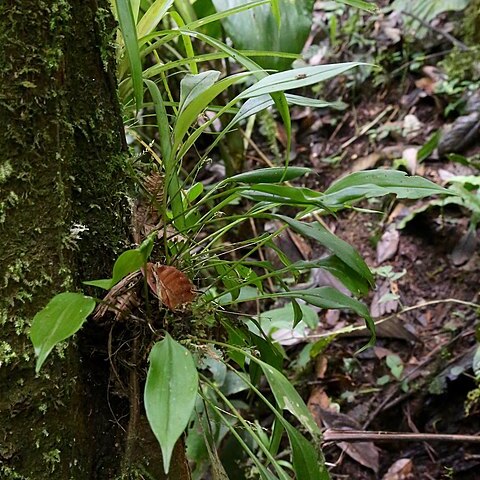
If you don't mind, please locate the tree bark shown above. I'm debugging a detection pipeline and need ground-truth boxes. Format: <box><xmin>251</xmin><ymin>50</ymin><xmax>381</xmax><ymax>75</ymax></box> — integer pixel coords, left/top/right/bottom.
<box><xmin>0</xmin><ymin>1</ymin><xmax>128</xmax><ymax>478</ymax></box>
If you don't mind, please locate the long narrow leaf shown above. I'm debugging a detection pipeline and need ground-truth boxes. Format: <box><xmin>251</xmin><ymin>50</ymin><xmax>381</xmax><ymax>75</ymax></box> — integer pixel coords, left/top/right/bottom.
<box><xmin>137</xmin><ymin>0</ymin><xmax>173</xmax><ymax>38</ymax></box>
<box><xmin>115</xmin><ymin>0</ymin><xmax>143</xmax><ymax>110</ymax></box>
<box><xmin>274</xmin><ymin>214</ymin><xmax>374</xmax><ymax>285</ymax></box>
<box><xmin>144</xmin><ymin>79</ymin><xmax>172</xmax><ymax>161</ymax></box>
<box><xmin>240</xmin><ymin>62</ymin><xmax>364</xmax><ymax>98</ymax></box>
<box><xmin>322</xmin><ymin>169</ymin><xmax>451</xmax><ymax>208</ymax></box>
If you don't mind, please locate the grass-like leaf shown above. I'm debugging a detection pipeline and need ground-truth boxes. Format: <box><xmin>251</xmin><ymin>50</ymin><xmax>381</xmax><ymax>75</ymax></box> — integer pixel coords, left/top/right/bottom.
<box><xmin>334</xmin><ymin>0</ymin><xmax>378</xmax><ymax>12</ymax></box>
<box><xmin>225</xmin><ymin>166</ymin><xmax>311</xmax><ymax>184</ymax></box>
<box><xmin>137</xmin><ymin>0</ymin><xmax>173</xmax><ymax>39</ymax></box>
<box><xmin>115</xmin><ymin>0</ymin><xmax>143</xmax><ymax>110</ymax></box>
<box><xmin>275</xmin><ymin>214</ymin><xmax>374</xmax><ymax>285</ymax></box>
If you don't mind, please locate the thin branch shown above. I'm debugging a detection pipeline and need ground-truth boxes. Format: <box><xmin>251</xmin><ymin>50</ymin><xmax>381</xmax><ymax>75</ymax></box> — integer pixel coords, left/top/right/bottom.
<box><xmin>324</xmin><ymin>429</ymin><xmax>480</xmax><ymax>443</ymax></box>
<box><xmin>400</xmin><ymin>10</ymin><xmax>470</xmax><ymax>51</ymax></box>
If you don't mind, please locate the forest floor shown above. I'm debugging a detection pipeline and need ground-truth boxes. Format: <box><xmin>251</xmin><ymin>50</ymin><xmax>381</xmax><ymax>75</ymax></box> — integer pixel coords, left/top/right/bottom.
<box><xmin>242</xmin><ymin>4</ymin><xmax>480</xmax><ymax>479</ymax></box>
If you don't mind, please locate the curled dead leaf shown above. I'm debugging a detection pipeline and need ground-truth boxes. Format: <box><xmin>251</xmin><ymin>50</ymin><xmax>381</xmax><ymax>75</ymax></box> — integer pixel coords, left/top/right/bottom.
<box><xmin>93</xmin><ymin>271</ymin><xmax>141</xmax><ymax>322</ymax></box>
<box><xmin>145</xmin><ymin>263</ymin><xmax>196</xmax><ymax>310</ymax></box>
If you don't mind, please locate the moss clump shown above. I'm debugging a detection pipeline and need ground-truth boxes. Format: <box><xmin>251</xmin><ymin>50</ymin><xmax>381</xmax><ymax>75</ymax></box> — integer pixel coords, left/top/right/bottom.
<box><xmin>441</xmin><ymin>0</ymin><xmax>480</xmax><ymax>82</ymax></box>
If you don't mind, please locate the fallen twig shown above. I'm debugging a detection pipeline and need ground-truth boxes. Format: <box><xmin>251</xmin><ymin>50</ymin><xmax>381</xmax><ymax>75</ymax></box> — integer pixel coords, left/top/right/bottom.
<box><xmin>324</xmin><ymin>429</ymin><xmax>480</xmax><ymax>443</ymax></box>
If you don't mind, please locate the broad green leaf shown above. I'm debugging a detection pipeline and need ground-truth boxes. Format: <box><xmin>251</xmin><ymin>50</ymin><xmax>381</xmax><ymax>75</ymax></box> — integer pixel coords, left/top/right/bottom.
<box><xmin>256</xmin><ymin>358</ymin><xmax>321</xmax><ymax>437</ymax></box>
<box><xmin>115</xmin><ymin>0</ymin><xmax>143</xmax><ymax>110</ymax></box>
<box><xmin>186</xmin><ymin>182</ymin><xmax>204</xmax><ymax>202</ymax></box>
<box><xmin>334</xmin><ymin>0</ymin><xmax>378</xmax><ymax>12</ymax></box>
<box><xmin>84</xmin><ymin>235</ymin><xmax>154</xmax><ymax>289</ymax></box>
<box><xmin>179</xmin><ymin>70</ymin><xmax>221</xmax><ymax>114</ymax></box>
<box><xmin>145</xmin><ymin>334</ymin><xmax>199</xmax><ymax>473</ymax></box>
<box><xmin>284</xmin><ymin>422</ymin><xmax>329</xmax><ymax>480</ymax></box>
<box><xmin>275</xmin><ymin>214</ymin><xmax>374</xmax><ymax>285</ymax></box>
<box><xmin>240</xmin><ymin>62</ymin><xmax>364</xmax><ymax>98</ymax></box>
<box><xmin>212</xmin><ymin>0</ymin><xmax>315</xmax><ymax>70</ymax></box>
<box><xmin>137</xmin><ymin>0</ymin><xmax>173</xmax><ymax>38</ymax></box>
<box><xmin>30</xmin><ymin>293</ymin><xmax>96</xmax><ymax>373</ymax></box>
<box><xmin>173</xmin><ymin>71</ymin><xmax>251</xmax><ymax>153</ymax></box>
<box><xmin>392</xmin><ymin>0</ymin><xmax>469</xmax><ymax>24</ymax></box>
<box><xmin>224</xmin><ymin>166</ymin><xmax>311</xmax><ymax>184</ymax></box>
<box><xmin>258</xmin><ymin>302</ymin><xmax>318</xmax><ymax>333</ymax></box>
<box><xmin>322</xmin><ymin>169</ymin><xmax>451</xmax><ymax>208</ymax></box>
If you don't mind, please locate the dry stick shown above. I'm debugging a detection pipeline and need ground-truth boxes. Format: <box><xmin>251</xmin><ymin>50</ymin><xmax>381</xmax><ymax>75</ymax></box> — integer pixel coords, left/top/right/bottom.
<box><xmin>400</xmin><ymin>10</ymin><xmax>470</xmax><ymax>52</ymax></box>
<box><xmin>323</xmin><ymin>429</ymin><xmax>480</xmax><ymax>443</ymax></box>
<box><xmin>339</xmin><ymin>105</ymin><xmax>394</xmax><ymax>151</ymax></box>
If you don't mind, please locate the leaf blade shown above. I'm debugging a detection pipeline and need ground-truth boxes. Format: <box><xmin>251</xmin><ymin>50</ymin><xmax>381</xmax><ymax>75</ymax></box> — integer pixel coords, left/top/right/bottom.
<box><xmin>30</xmin><ymin>293</ymin><xmax>96</xmax><ymax>373</ymax></box>
<box><xmin>145</xmin><ymin>334</ymin><xmax>199</xmax><ymax>473</ymax></box>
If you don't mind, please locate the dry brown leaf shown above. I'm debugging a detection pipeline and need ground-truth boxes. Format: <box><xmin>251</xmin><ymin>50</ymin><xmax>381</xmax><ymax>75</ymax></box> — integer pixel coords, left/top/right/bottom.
<box><xmin>145</xmin><ymin>263</ymin><xmax>196</xmax><ymax>310</ymax></box>
<box><xmin>451</xmin><ymin>228</ymin><xmax>477</xmax><ymax>266</ymax></box>
<box><xmin>382</xmin><ymin>458</ymin><xmax>414</xmax><ymax>480</ymax></box>
<box><xmin>370</xmin><ymin>279</ymin><xmax>399</xmax><ymax>318</ymax></box>
<box><xmin>376</xmin><ymin>226</ymin><xmax>400</xmax><ymax>264</ymax></box>
<box><xmin>315</xmin><ymin>407</ymin><xmax>380</xmax><ymax>473</ymax></box>
<box><xmin>93</xmin><ymin>271</ymin><xmax>141</xmax><ymax>322</ymax></box>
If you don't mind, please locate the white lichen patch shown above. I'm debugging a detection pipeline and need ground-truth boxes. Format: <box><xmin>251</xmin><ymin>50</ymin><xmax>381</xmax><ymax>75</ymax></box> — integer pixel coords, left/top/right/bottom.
<box><xmin>0</xmin><ymin>161</ymin><xmax>13</xmax><ymax>183</ymax></box>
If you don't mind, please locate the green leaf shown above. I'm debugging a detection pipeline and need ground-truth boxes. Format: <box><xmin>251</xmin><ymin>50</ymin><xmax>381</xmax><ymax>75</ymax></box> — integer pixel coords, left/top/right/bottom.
<box><xmin>334</xmin><ymin>0</ymin><xmax>378</xmax><ymax>12</ymax></box>
<box><xmin>291</xmin><ymin>256</ymin><xmax>370</xmax><ymax>296</ymax></box>
<box><xmin>229</xmin><ymin>93</ymin><xmax>345</xmax><ymax>127</ymax></box>
<box><xmin>276</xmin><ymin>286</ymin><xmax>370</xmax><ymax>319</ymax></box>
<box><xmin>322</xmin><ymin>169</ymin><xmax>451</xmax><ymax>208</ymax></box>
<box><xmin>137</xmin><ymin>0</ymin><xmax>174</xmax><ymax>38</ymax></box>
<box><xmin>418</xmin><ymin>130</ymin><xmax>440</xmax><ymax>162</ymax></box>
<box><xmin>84</xmin><ymin>235</ymin><xmax>154</xmax><ymax>289</ymax></box>
<box><xmin>256</xmin><ymin>358</ymin><xmax>321</xmax><ymax>437</ymax></box>
<box><xmin>145</xmin><ymin>334</ymin><xmax>199</xmax><ymax>473</ymax></box>
<box><xmin>225</xmin><ymin>166</ymin><xmax>311</xmax><ymax>184</ymax></box>
<box><xmin>187</xmin><ymin>182</ymin><xmax>204</xmax><ymax>203</ymax></box>
<box><xmin>392</xmin><ymin>0</ymin><xmax>469</xmax><ymax>31</ymax></box>
<box><xmin>275</xmin><ymin>215</ymin><xmax>374</xmax><ymax>285</ymax></box>
<box><xmin>275</xmin><ymin>286</ymin><xmax>375</xmax><ymax>346</ymax></box>
<box><xmin>284</xmin><ymin>422</ymin><xmax>329</xmax><ymax>480</ymax></box>
<box><xmin>179</xmin><ymin>70</ymin><xmax>221</xmax><ymax>114</ymax></box>
<box><xmin>240</xmin><ymin>183</ymin><xmax>324</xmax><ymax>207</ymax></box>
<box><xmin>144</xmin><ymin>79</ymin><xmax>173</xmax><ymax>161</ymax></box>
<box><xmin>212</xmin><ymin>0</ymin><xmax>315</xmax><ymax>70</ymax></box>
<box><xmin>30</xmin><ymin>293</ymin><xmax>96</xmax><ymax>373</ymax></box>
<box><xmin>258</xmin><ymin>302</ymin><xmax>318</xmax><ymax>332</ymax></box>
<box><xmin>173</xmin><ymin>71</ymin><xmax>251</xmax><ymax>153</ymax></box>
<box><xmin>240</xmin><ymin>62</ymin><xmax>364</xmax><ymax>98</ymax></box>
<box><xmin>115</xmin><ymin>0</ymin><xmax>143</xmax><ymax>110</ymax></box>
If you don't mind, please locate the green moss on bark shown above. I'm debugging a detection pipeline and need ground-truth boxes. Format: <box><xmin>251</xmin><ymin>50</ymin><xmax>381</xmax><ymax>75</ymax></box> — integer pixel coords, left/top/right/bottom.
<box><xmin>0</xmin><ymin>1</ymin><xmax>129</xmax><ymax>478</ymax></box>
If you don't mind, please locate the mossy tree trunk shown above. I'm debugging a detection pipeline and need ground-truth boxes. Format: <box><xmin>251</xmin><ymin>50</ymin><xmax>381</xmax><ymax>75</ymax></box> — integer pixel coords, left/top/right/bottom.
<box><xmin>0</xmin><ymin>1</ymin><xmax>178</xmax><ymax>478</ymax></box>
